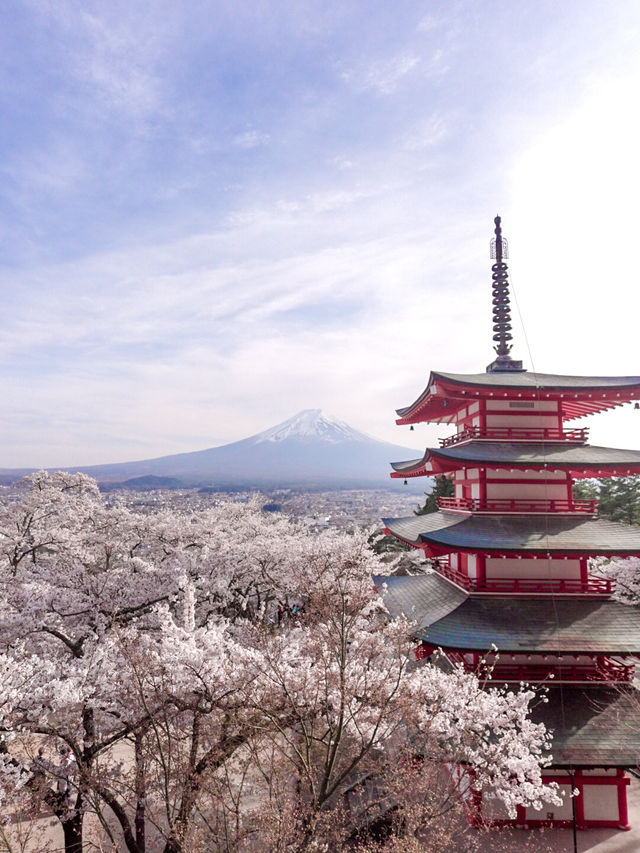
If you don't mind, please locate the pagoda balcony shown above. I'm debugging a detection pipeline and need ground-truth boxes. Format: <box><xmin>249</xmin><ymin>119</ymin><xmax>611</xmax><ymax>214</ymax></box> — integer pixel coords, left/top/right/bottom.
<box><xmin>433</xmin><ymin>562</ymin><xmax>614</xmax><ymax>596</ymax></box>
<box><xmin>441</xmin><ymin>652</ymin><xmax>635</xmax><ymax>684</ymax></box>
<box><xmin>437</xmin><ymin>497</ymin><xmax>598</xmax><ymax>516</ymax></box>
<box><xmin>439</xmin><ymin>426</ymin><xmax>589</xmax><ymax>448</ymax></box>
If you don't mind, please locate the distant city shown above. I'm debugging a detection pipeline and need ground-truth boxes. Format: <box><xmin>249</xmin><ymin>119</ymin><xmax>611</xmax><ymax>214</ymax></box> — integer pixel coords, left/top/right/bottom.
<box><xmin>0</xmin><ymin>483</ymin><xmax>424</xmax><ymax>533</ymax></box>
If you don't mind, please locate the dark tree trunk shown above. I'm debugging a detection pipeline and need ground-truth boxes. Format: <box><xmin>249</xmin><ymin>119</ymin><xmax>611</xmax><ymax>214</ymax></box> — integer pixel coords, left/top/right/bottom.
<box><xmin>60</xmin><ymin>802</ymin><xmax>83</xmax><ymax>853</ymax></box>
<box><xmin>135</xmin><ymin>730</ymin><xmax>146</xmax><ymax>852</ymax></box>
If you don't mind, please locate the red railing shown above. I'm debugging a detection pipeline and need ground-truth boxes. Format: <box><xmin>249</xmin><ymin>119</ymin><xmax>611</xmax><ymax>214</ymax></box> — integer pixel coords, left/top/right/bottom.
<box><xmin>439</xmin><ymin>426</ymin><xmax>588</xmax><ymax>447</ymax></box>
<box><xmin>437</xmin><ymin>497</ymin><xmax>598</xmax><ymax>515</ymax></box>
<box><xmin>434</xmin><ymin>563</ymin><xmax>613</xmax><ymax>595</ymax></box>
<box><xmin>594</xmin><ymin>657</ymin><xmax>635</xmax><ymax>682</ymax></box>
<box><xmin>442</xmin><ymin>651</ymin><xmax>634</xmax><ymax>684</ymax></box>
<box><xmin>482</xmin><ymin>663</ymin><xmax>634</xmax><ymax>684</ymax></box>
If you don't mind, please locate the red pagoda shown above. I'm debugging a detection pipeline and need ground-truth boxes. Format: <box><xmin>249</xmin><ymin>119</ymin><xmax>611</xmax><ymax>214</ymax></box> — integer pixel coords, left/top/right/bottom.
<box><xmin>377</xmin><ymin>216</ymin><xmax>640</xmax><ymax>830</ymax></box>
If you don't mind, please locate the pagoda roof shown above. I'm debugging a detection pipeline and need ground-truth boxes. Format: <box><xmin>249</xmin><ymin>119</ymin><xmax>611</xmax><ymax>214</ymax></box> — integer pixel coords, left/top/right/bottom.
<box><xmin>382</xmin><ymin>512</ymin><xmax>640</xmax><ymax>556</ymax></box>
<box><xmin>391</xmin><ymin>442</ymin><xmax>640</xmax><ymax>478</ymax></box>
<box><xmin>396</xmin><ymin>371</ymin><xmax>640</xmax><ymax>424</ymax></box>
<box><xmin>531</xmin><ymin>688</ymin><xmax>640</xmax><ymax>767</ymax></box>
<box><xmin>374</xmin><ymin>573</ymin><xmax>640</xmax><ymax>654</ymax></box>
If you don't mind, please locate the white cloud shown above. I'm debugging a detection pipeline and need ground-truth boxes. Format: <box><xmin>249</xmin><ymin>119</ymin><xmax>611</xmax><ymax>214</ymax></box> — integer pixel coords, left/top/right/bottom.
<box><xmin>341</xmin><ymin>53</ymin><xmax>420</xmax><ymax>95</ymax></box>
<box><xmin>5</xmin><ymin>0</ymin><xmax>640</xmax><ymax>468</ymax></box>
<box><xmin>233</xmin><ymin>130</ymin><xmax>271</xmax><ymax>149</ymax></box>
<box><xmin>401</xmin><ymin>114</ymin><xmax>449</xmax><ymax>150</ymax></box>
<box><xmin>25</xmin><ymin>0</ymin><xmax>178</xmax><ymax>121</ymax></box>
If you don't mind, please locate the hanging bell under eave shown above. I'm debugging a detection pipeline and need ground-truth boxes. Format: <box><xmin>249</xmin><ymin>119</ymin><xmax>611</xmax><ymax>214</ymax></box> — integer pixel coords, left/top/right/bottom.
<box><xmin>410</xmin><ymin>425</ymin><xmax>414</xmax><ymax>431</ymax></box>
<box><xmin>635</xmin><ymin>402</ymin><xmax>639</xmax><ymax>410</ymax></box>
<box><xmin>404</xmin><ymin>480</ymin><xmax>408</xmax><ymax>486</ymax></box>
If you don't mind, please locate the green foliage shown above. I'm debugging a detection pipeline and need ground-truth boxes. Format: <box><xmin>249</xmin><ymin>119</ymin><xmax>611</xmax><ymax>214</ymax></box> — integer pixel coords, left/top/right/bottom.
<box><xmin>415</xmin><ymin>475</ymin><xmax>454</xmax><ymax>516</ymax></box>
<box><xmin>368</xmin><ymin>529</ymin><xmax>410</xmax><ymax>554</ymax></box>
<box><xmin>574</xmin><ymin>476</ymin><xmax>640</xmax><ymax>525</ymax></box>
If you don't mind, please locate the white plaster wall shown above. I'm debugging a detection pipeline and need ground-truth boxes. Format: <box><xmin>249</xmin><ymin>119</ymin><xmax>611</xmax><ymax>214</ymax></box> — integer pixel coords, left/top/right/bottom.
<box><xmin>486</xmin><ymin>414</ymin><xmax>559</xmax><ymax>428</ymax></box>
<box><xmin>450</xmin><ymin>553</ymin><xmax>458</xmax><ymax>569</ymax></box>
<box><xmin>485</xmin><ymin>558</ymin><xmax>581</xmax><ymax>579</ymax></box>
<box><xmin>471</xmin><ymin>483</ymin><xmax>480</xmax><ymax>499</ymax></box>
<box><xmin>526</xmin><ymin>785</ymin><xmax>573</xmax><ymax>821</ymax></box>
<box><xmin>467</xmin><ymin>554</ymin><xmax>477</xmax><ymax>578</ymax></box>
<box><xmin>481</xmin><ymin>795</ymin><xmax>512</xmax><ymax>820</ymax></box>
<box><xmin>485</xmin><ymin>482</ymin><xmax>569</xmax><ymax>500</ymax></box>
<box><xmin>582</xmin><ymin>785</ymin><xmax>619</xmax><ymax>821</ymax></box>
<box><xmin>486</xmin><ymin>400</ymin><xmax>558</xmax><ymax>411</ymax></box>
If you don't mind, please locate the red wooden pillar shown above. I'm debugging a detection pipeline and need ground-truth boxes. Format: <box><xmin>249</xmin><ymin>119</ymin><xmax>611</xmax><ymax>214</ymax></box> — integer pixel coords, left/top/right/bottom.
<box><xmin>479</xmin><ymin>399</ymin><xmax>487</xmax><ymax>435</ymax></box>
<box><xmin>566</xmin><ymin>471</ymin><xmax>574</xmax><ymax>507</ymax></box>
<box><xmin>479</xmin><ymin>468</ymin><xmax>487</xmax><ymax>504</ymax></box>
<box><xmin>579</xmin><ymin>556</ymin><xmax>589</xmax><ymax>586</ymax></box>
<box><xmin>469</xmin><ymin>788</ymin><xmax>483</xmax><ymax>827</ymax></box>
<box><xmin>477</xmin><ymin>552</ymin><xmax>486</xmax><ymax>587</ymax></box>
<box><xmin>573</xmin><ymin>770</ymin><xmax>587</xmax><ymax>830</ymax></box>
<box><xmin>617</xmin><ymin>770</ymin><xmax>631</xmax><ymax>830</ymax></box>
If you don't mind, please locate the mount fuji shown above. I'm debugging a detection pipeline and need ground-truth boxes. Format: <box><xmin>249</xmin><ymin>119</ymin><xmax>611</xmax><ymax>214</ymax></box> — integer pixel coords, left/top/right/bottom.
<box><xmin>0</xmin><ymin>410</ymin><xmax>424</xmax><ymax>490</ymax></box>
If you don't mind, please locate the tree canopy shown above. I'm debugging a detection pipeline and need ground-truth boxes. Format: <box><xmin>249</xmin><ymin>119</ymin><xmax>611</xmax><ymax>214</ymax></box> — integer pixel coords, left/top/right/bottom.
<box><xmin>0</xmin><ymin>472</ymin><xmax>558</xmax><ymax>852</ymax></box>
<box><xmin>415</xmin><ymin>476</ymin><xmax>454</xmax><ymax>515</ymax></box>
<box><xmin>574</xmin><ymin>475</ymin><xmax>640</xmax><ymax>525</ymax></box>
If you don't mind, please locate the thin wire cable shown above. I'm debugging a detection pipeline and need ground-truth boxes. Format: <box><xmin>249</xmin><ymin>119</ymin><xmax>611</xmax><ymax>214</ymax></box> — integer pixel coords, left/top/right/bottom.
<box><xmin>508</xmin><ymin>269</ymin><xmax>569</xmax><ymax>737</ymax></box>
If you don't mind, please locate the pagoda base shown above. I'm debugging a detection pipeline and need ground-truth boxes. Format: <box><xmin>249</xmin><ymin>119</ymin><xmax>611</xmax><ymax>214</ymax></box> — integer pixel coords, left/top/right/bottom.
<box><xmin>471</xmin><ymin>769</ymin><xmax>631</xmax><ymax>831</ymax></box>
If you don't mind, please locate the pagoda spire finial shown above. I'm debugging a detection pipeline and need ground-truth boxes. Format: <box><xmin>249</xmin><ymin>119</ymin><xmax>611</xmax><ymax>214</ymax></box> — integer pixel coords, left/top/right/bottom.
<box><xmin>486</xmin><ymin>215</ymin><xmax>525</xmax><ymax>373</ymax></box>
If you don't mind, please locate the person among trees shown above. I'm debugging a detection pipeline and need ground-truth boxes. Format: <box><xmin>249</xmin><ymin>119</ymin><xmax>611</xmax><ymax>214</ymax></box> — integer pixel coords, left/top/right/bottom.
<box><xmin>57</xmin><ymin>746</ymin><xmax>75</xmax><ymax>807</ymax></box>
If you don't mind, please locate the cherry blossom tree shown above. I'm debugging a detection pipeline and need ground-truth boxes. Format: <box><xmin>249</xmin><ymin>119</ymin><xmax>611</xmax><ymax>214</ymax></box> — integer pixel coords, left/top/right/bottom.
<box><xmin>591</xmin><ymin>555</ymin><xmax>640</xmax><ymax>605</ymax></box>
<box><xmin>0</xmin><ymin>471</ymin><xmax>186</xmax><ymax>851</ymax></box>
<box><xmin>234</xmin><ymin>537</ymin><xmax>559</xmax><ymax>851</ymax></box>
<box><xmin>0</xmin><ymin>473</ymin><xmax>560</xmax><ymax>853</ymax></box>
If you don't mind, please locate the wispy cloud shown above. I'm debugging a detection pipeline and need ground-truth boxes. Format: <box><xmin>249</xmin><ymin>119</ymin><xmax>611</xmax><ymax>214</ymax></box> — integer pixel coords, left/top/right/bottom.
<box><xmin>233</xmin><ymin>130</ymin><xmax>271</xmax><ymax>149</ymax></box>
<box><xmin>340</xmin><ymin>53</ymin><xmax>421</xmax><ymax>95</ymax></box>
<box><xmin>3</xmin><ymin>0</ymin><xmax>640</xmax><ymax>466</ymax></box>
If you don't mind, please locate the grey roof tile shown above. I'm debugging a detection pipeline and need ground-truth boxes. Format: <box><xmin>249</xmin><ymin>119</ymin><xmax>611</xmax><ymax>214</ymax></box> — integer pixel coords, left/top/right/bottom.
<box><xmin>532</xmin><ymin>688</ymin><xmax>640</xmax><ymax>767</ymax></box>
<box><xmin>391</xmin><ymin>442</ymin><xmax>640</xmax><ymax>473</ymax></box>
<box><xmin>434</xmin><ymin>371</ymin><xmax>640</xmax><ymax>390</ymax></box>
<box><xmin>383</xmin><ymin>512</ymin><xmax>640</xmax><ymax>554</ymax></box>
<box><xmin>373</xmin><ymin>573</ymin><xmax>466</xmax><ymax>629</ymax></box>
<box><xmin>376</xmin><ymin>575</ymin><xmax>640</xmax><ymax>653</ymax></box>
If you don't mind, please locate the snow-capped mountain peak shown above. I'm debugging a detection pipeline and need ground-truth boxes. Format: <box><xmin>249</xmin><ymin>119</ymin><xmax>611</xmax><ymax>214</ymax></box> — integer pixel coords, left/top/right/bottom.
<box><xmin>251</xmin><ymin>409</ymin><xmax>364</xmax><ymax>444</ymax></box>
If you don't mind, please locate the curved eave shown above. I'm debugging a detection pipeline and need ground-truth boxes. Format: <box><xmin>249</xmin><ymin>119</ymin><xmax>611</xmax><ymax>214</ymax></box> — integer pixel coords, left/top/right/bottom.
<box><xmin>415</xmin><ymin>603</ymin><xmax>640</xmax><ymax>655</ymax></box>
<box><xmin>395</xmin><ymin>371</ymin><xmax>640</xmax><ymax>425</ymax></box>
<box><xmin>375</xmin><ymin>574</ymin><xmax>640</xmax><ymax>656</ymax></box>
<box><xmin>382</xmin><ymin>512</ymin><xmax>640</xmax><ymax>556</ymax></box>
<box><xmin>390</xmin><ymin>443</ymin><xmax>640</xmax><ymax>479</ymax></box>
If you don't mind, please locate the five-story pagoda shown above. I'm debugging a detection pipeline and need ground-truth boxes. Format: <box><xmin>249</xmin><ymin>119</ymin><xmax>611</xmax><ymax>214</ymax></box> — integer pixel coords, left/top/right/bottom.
<box><xmin>376</xmin><ymin>217</ymin><xmax>640</xmax><ymax>830</ymax></box>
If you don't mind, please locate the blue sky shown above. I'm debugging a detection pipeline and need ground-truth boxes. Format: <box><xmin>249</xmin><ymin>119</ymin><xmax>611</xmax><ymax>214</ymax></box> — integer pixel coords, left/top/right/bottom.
<box><xmin>2</xmin><ymin>0</ymin><xmax>640</xmax><ymax>466</ymax></box>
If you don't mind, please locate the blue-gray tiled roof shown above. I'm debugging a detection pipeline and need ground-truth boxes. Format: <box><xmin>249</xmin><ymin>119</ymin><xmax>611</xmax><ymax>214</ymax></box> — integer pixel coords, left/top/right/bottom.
<box><xmin>391</xmin><ymin>442</ymin><xmax>640</xmax><ymax>473</ymax></box>
<box><xmin>532</xmin><ymin>688</ymin><xmax>640</xmax><ymax>767</ymax></box>
<box><xmin>376</xmin><ymin>574</ymin><xmax>640</xmax><ymax>653</ymax></box>
<box><xmin>383</xmin><ymin>512</ymin><xmax>640</xmax><ymax>554</ymax></box>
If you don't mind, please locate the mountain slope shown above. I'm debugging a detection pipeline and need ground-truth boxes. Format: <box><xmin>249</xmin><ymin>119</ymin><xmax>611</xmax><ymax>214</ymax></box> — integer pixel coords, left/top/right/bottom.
<box><xmin>1</xmin><ymin>410</ymin><xmax>424</xmax><ymax>489</ymax></box>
